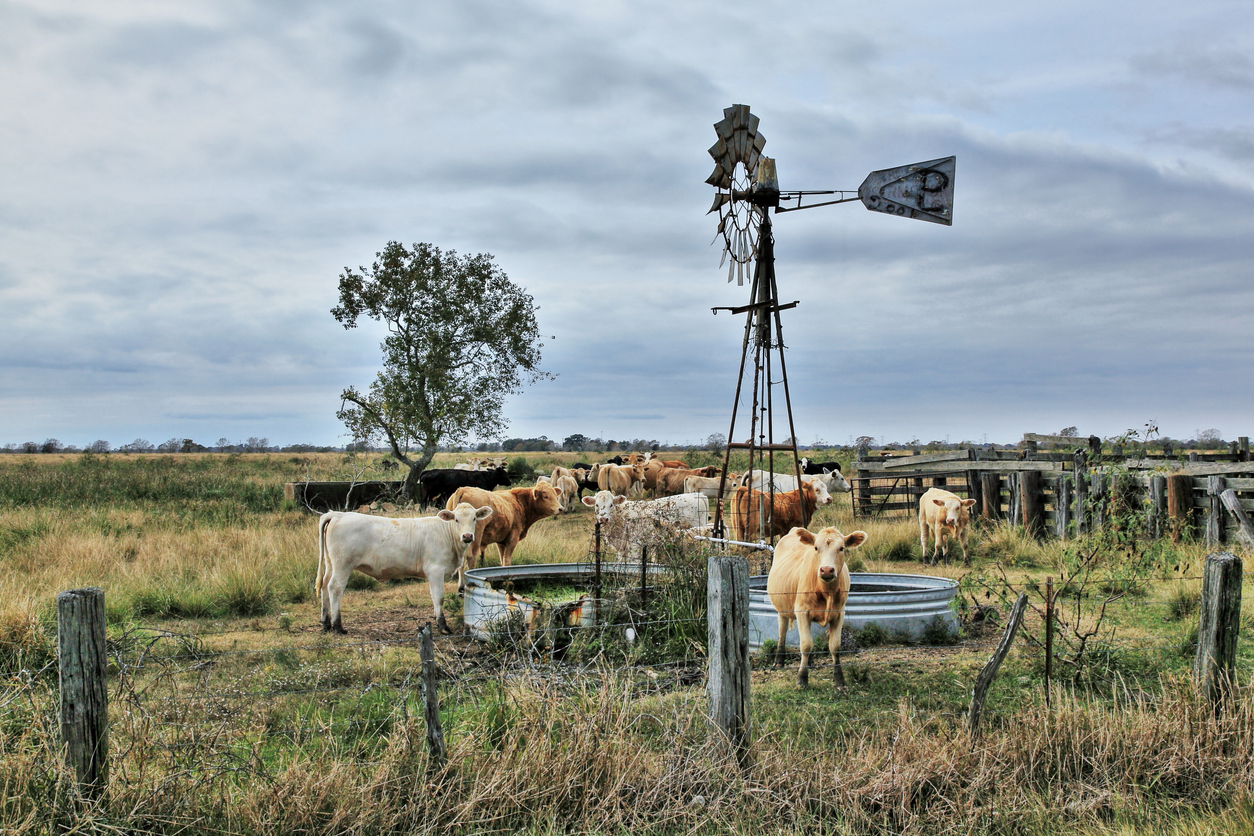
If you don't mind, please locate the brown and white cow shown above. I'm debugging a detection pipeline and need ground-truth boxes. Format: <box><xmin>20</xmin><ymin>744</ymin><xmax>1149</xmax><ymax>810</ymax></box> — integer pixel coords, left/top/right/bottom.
<box><xmin>446</xmin><ymin>483</ymin><xmax>563</xmax><ymax>584</ymax></box>
<box><xmin>316</xmin><ymin>502</ymin><xmax>493</xmax><ymax>635</ymax></box>
<box><xmin>918</xmin><ymin>487</ymin><xmax>975</xmax><ymax>563</ymax></box>
<box><xmin>767</xmin><ymin>525</ymin><xmax>868</xmax><ymax>687</ymax></box>
<box><xmin>596</xmin><ymin>463</ymin><xmax>645</xmax><ymax>497</ymax></box>
<box><xmin>729</xmin><ymin>482</ymin><xmax>821</xmax><ymax>543</ymax></box>
<box><xmin>655</xmin><ymin>465</ymin><xmax>720</xmax><ymax>496</ymax></box>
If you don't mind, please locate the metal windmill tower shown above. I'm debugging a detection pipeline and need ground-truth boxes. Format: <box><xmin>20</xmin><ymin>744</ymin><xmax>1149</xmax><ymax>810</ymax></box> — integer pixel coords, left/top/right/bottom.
<box><xmin>704</xmin><ymin>104</ymin><xmax>955</xmax><ymax>543</ymax></box>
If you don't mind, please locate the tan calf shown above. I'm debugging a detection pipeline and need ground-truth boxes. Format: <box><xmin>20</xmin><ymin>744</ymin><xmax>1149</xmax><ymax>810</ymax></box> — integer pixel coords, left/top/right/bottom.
<box><xmin>918</xmin><ymin>487</ymin><xmax>975</xmax><ymax>563</ymax></box>
<box><xmin>767</xmin><ymin>526</ymin><xmax>868</xmax><ymax>687</ymax></box>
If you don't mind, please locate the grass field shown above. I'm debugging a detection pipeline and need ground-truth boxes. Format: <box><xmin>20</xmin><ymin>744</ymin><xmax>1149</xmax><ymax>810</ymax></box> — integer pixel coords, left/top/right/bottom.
<box><xmin>2</xmin><ymin>451</ymin><xmax>1253</xmax><ymax>835</ymax></box>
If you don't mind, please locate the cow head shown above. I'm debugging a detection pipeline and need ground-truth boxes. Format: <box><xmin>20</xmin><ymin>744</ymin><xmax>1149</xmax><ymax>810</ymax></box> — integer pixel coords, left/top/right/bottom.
<box><xmin>931</xmin><ymin>496</ymin><xmax>976</xmax><ymax>528</ymax></box>
<box><xmin>530</xmin><ymin>481</ymin><xmax>563</xmax><ymax>515</ymax></box>
<box><xmin>582</xmin><ymin>489</ymin><xmax>627</xmax><ymax>524</ymax></box>
<box><xmin>798</xmin><ymin>526</ymin><xmax>869</xmax><ymax>582</ymax></box>
<box><xmin>822</xmin><ymin>467</ymin><xmax>852</xmax><ymax>493</ymax></box>
<box><xmin>492</xmin><ymin>466</ymin><xmax>512</xmax><ymax>487</ymax></box>
<box><xmin>437</xmin><ymin>502</ymin><xmax>494</xmax><ymax>544</ymax></box>
<box><xmin>808</xmin><ymin>478</ymin><xmax>833</xmax><ymax>506</ymax></box>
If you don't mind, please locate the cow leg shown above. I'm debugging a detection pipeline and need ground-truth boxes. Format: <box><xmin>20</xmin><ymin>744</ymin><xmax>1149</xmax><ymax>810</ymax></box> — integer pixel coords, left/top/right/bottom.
<box><xmin>932</xmin><ymin>526</ymin><xmax>944</xmax><ymax>566</ymax></box>
<box><xmin>919</xmin><ymin>514</ymin><xmax>928</xmax><ymax>560</ymax></box>
<box><xmin>775</xmin><ymin>614</ymin><xmax>790</xmax><ymax>668</ymax></box>
<box><xmin>796</xmin><ymin>612</ymin><xmax>814</xmax><ymax>689</ymax></box>
<box><xmin>828</xmin><ymin>609</ymin><xmax>846</xmax><ymax>688</ymax></box>
<box><xmin>431</xmin><ymin>575</ymin><xmax>452</xmax><ymax>635</ymax></box>
<box><xmin>959</xmin><ymin>529</ymin><xmax>970</xmax><ymax>564</ymax></box>
<box><xmin>499</xmin><ymin>537</ymin><xmax>520</xmax><ymax>568</ymax></box>
<box><xmin>326</xmin><ymin>571</ymin><xmax>349</xmax><ymax>634</ymax></box>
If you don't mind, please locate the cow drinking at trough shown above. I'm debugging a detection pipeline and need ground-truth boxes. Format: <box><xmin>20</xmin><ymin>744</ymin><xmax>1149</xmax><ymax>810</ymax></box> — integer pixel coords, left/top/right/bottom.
<box><xmin>316</xmin><ymin>502</ymin><xmax>493</xmax><ymax>635</ymax></box>
<box><xmin>446</xmin><ymin>482</ymin><xmax>563</xmax><ymax>586</ymax></box>
<box><xmin>767</xmin><ymin>525</ymin><xmax>868</xmax><ymax>687</ymax></box>
<box><xmin>918</xmin><ymin>487</ymin><xmax>975</xmax><ymax>563</ymax></box>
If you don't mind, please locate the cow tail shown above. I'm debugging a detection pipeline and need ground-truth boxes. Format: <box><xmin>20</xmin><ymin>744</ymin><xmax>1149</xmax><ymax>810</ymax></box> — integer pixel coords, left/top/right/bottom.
<box><xmin>729</xmin><ymin>487</ymin><xmax>745</xmax><ymax>540</ymax></box>
<box><xmin>315</xmin><ymin>513</ymin><xmax>333</xmax><ymax>597</ymax></box>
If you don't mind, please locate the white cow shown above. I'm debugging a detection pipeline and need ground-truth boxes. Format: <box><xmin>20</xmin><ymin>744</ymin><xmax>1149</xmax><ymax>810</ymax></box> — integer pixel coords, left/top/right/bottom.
<box><xmin>581</xmin><ymin>489</ymin><xmax>709</xmax><ymax>560</ymax></box>
<box><xmin>737</xmin><ymin>470</ymin><xmax>835</xmax><ymax>506</ymax></box>
<box><xmin>316</xmin><ymin>502</ymin><xmax>493</xmax><ymax>635</ymax></box>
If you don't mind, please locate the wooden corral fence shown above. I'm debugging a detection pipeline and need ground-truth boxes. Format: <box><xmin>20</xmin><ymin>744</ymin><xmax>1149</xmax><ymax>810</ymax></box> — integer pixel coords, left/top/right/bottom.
<box><xmin>852</xmin><ymin>440</ymin><xmax>1254</xmax><ymax>546</ymax></box>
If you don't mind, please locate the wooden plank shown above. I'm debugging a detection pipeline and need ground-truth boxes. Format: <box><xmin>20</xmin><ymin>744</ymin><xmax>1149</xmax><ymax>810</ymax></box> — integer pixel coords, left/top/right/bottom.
<box><xmin>967</xmin><ymin>593</ymin><xmax>1028</xmax><ymax>738</ymax></box>
<box><xmin>1122</xmin><ymin>460</ymin><xmax>1254</xmax><ymax>476</ymax></box>
<box><xmin>58</xmin><ymin>588</ymin><xmax>109</xmax><ymax>800</ymax></box>
<box><xmin>858</xmin><ymin>460</ymin><xmax>1063</xmax><ymax>474</ymax></box>
<box><xmin>1168</xmin><ymin>475</ymin><xmax>1194</xmax><ymax>542</ymax></box>
<box><xmin>1021</xmin><ymin>471</ymin><xmax>1045</xmax><ymax>537</ymax></box>
<box><xmin>1207</xmin><ymin>476</ymin><xmax>1226</xmax><ymax>548</ymax></box>
<box><xmin>1056</xmin><ymin>473</ymin><xmax>1071</xmax><ymax>539</ymax></box>
<box><xmin>1220</xmin><ymin>490</ymin><xmax>1254</xmax><ymax>548</ymax></box>
<box><xmin>1023</xmin><ymin>433</ymin><xmax>1089</xmax><ymax>445</ymax></box>
<box><xmin>882</xmin><ymin>450</ymin><xmax>972</xmax><ymax>468</ymax></box>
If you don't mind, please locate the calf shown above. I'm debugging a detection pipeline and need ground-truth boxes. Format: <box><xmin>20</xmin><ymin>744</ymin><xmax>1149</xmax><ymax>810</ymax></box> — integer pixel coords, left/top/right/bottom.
<box><xmin>656</xmin><ymin>465</ymin><xmax>720</xmax><ymax>496</ymax></box>
<box><xmin>730</xmin><ymin>482</ymin><xmax>820</xmax><ymax>543</ymax></box>
<box><xmin>597</xmin><ymin>463</ymin><xmax>645</xmax><ymax>497</ymax></box>
<box><xmin>767</xmin><ymin>525</ymin><xmax>868</xmax><ymax>687</ymax></box>
<box><xmin>316</xmin><ymin>502</ymin><xmax>493</xmax><ymax>635</ymax></box>
<box><xmin>918</xmin><ymin>487</ymin><xmax>975</xmax><ymax>563</ymax></box>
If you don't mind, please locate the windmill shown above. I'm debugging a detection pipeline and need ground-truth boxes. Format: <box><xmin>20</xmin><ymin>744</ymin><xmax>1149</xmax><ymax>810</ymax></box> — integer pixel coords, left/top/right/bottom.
<box><xmin>704</xmin><ymin>103</ymin><xmax>955</xmax><ymax>544</ymax></box>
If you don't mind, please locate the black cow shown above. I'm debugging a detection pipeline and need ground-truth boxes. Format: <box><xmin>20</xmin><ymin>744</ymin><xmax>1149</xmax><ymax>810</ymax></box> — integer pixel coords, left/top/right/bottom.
<box><xmin>605</xmin><ymin>455</ymin><xmax>624</xmax><ymax>465</ymax></box>
<box><xmin>800</xmin><ymin>458</ymin><xmax>844</xmax><ymax>476</ymax></box>
<box><xmin>571</xmin><ymin>462</ymin><xmax>595</xmax><ymax>471</ymax></box>
<box><xmin>417</xmin><ymin>467</ymin><xmax>511</xmax><ymax>508</ymax></box>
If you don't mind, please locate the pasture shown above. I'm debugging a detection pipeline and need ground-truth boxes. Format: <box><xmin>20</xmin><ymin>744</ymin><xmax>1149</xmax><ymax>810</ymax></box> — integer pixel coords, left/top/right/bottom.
<box><xmin>2</xmin><ymin>451</ymin><xmax>1254</xmax><ymax>835</ymax></box>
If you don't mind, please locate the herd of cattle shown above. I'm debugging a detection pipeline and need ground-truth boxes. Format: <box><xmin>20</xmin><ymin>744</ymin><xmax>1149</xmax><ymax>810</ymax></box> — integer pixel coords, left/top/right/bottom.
<box><xmin>314</xmin><ymin>451</ymin><xmax>975</xmax><ymax>687</ymax></box>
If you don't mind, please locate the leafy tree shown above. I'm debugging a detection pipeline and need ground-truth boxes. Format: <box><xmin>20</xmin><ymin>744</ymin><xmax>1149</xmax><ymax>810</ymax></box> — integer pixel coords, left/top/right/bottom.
<box><xmin>158</xmin><ymin>438</ymin><xmax>182</xmax><ymax>453</ymax></box>
<box><xmin>88</xmin><ymin>440</ymin><xmax>111</xmax><ymax>454</ymax></box>
<box><xmin>705</xmin><ymin>432</ymin><xmax>726</xmax><ymax>453</ymax></box>
<box><xmin>40</xmin><ymin>438</ymin><xmax>63</xmax><ymax>454</ymax></box>
<box><xmin>563</xmin><ymin>433</ymin><xmax>589</xmax><ymax>452</ymax></box>
<box><xmin>332</xmin><ymin>242</ymin><xmax>550</xmax><ymax>496</ymax></box>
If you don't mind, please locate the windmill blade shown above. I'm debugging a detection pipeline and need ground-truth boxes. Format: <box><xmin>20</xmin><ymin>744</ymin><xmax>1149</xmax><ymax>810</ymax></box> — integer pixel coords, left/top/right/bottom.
<box><xmin>708</xmin><ymin>138</ymin><xmax>727</xmax><ymax>162</ymax></box>
<box><xmin>705</xmin><ymin>165</ymin><xmax>729</xmax><ymax>188</ymax></box>
<box><xmin>708</xmin><ymin>192</ymin><xmax>730</xmax><ymax>214</ymax></box>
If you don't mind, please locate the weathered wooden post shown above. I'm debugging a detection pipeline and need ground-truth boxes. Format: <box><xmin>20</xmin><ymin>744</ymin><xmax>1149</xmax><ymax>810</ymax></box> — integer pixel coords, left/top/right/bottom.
<box><xmin>1240</xmin><ymin>437</ymin><xmax>1250</xmax><ymax>462</ymax></box>
<box><xmin>967</xmin><ymin>593</ymin><xmax>1028</xmax><ymax>739</ymax></box>
<box><xmin>1149</xmin><ymin>474</ymin><xmax>1167</xmax><ymax>540</ymax></box>
<box><xmin>57</xmin><ymin>588</ymin><xmax>108</xmax><ymax>800</ymax></box>
<box><xmin>981</xmin><ymin>472</ymin><xmax>1001</xmax><ymax>521</ymax></box>
<box><xmin>418</xmin><ymin>623</ymin><xmax>447</xmax><ymax>770</ymax></box>
<box><xmin>1089</xmin><ymin>471</ymin><xmax>1107</xmax><ymax>530</ymax></box>
<box><xmin>966</xmin><ymin>450</ymin><xmax>983</xmax><ymax>519</ymax></box>
<box><xmin>707</xmin><ymin>555</ymin><xmax>751</xmax><ymax>765</ymax></box>
<box><xmin>1193</xmin><ymin>552</ymin><xmax>1243</xmax><ymax>712</ymax></box>
<box><xmin>1206</xmin><ymin>476</ymin><xmax>1227</xmax><ymax>547</ymax></box>
<box><xmin>1056</xmin><ymin>474</ymin><xmax>1072</xmax><ymax>540</ymax></box>
<box><xmin>1044</xmin><ymin>578</ymin><xmax>1054</xmax><ymax>710</ymax></box>
<box><xmin>1167</xmin><ymin>475</ymin><xmax>1193</xmax><ymax>542</ymax></box>
<box><xmin>1020</xmin><ymin>470</ymin><xmax>1045</xmax><ymax>538</ymax></box>
<box><xmin>1074</xmin><ymin>450</ymin><xmax>1089</xmax><ymax>536</ymax></box>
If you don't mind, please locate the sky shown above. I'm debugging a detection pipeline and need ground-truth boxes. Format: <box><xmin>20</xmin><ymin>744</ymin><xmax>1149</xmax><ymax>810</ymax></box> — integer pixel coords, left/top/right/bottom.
<box><xmin>2</xmin><ymin>0</ymin><xmax>1252</xmax><ymax>450</ymax></box>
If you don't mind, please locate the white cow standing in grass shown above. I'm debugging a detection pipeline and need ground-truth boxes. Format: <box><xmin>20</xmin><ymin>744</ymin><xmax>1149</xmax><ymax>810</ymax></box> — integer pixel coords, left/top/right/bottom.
<box><xmin>316</xmin><ymin>502</ymin><xmax>493</xmax><ymax>635</ymax></box>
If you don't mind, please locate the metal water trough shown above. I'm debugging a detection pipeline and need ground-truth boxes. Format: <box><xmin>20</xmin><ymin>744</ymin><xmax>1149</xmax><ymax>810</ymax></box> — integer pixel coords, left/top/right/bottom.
<box><xmin>749</xmin><ymin>572</ymin><xmax>959</xmax><ymax>650</ymax></box>
<box><xmin>461</xmin><ymin>562</ymin><xmax>667</xmax><ymax>640</ymax></box>
<box><xmin>462</xmin><ymin>563</ymin><xmax>959</xmax><ymax>646</ymax></box>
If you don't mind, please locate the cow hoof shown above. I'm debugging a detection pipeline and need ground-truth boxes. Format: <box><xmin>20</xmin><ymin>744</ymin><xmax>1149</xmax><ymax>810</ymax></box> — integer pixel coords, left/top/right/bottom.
<box><xmin>333</xmin><ymin>624</ymin><xmax>347</xmax><ymax>635</ymax></box>
<box><xmin>437</xmin><ymin>616</ymin><xmax>452</xmax><ymax>635</ymax></box>
<box><xmin>798</xmin><ymin>671</ymin><xmax>810</xmax><ymax>689</ymax></box>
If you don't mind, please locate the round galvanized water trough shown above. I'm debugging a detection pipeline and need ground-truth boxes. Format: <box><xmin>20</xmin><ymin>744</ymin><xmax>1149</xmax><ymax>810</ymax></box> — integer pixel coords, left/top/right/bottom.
<box><xmin>462</xmin><ymin>563</ymin><xmax>958</xmax><ymax>646</ymax></box>
<box><xmin>748</xmin><ymin>572</ymin><xmax>959</xmax><ymax>650</ymax></box>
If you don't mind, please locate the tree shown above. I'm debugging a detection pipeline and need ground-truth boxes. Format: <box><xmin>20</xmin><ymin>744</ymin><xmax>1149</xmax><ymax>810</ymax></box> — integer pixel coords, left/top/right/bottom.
<box><xmin>563</xmin><ymin>433</ymin><xmax>589</xmax><ymax>452</ymax></box>
<box><xmin>88</xmin><ymin>440</ymin><xmax>111</xmax><ymax>454</ymax></box>
<box><xmin>158</xmin><ymin>438</ymin><xmax>182</xmax><ymax>453</ymax></box>
<box><xmin>332</xmin><ymin>242</ymin><xmax>550</xmax><ymax>497</ymax></box>
<box><xmin>705</xmin><ymin>432</ymin><xmax>726</xmax><ymax>453</ymax></box>
<box><xmin>40</xmin><ymin>438</ymin><xmax>63</xmax><ymax>454</ymax></box>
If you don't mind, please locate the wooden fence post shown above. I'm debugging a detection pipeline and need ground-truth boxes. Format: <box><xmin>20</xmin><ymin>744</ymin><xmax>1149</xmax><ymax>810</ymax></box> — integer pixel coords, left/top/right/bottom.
<box><xmin>1089</xmin><ymin>471</ymin><xmax>1106</xmax><ymax>530</ymax></box>
<box><xmin>1194</xmin><ymin>552</ymin><xmax>1243</xmax><ymax>712</ymax></box>
<box><xmin>1056</xmin><ymin>474</ymin><xmax>1071</xmax><ymax>540</ymax></box>
<box><xmin>419</xmin><ymin>623</ymin><xmax>447</xmax><ymax>770</ymax></box>
<box><xmin>1020</xmin><ymin>471</ymin><xmax>1044</xmax><ymax>537</ymax></box>
<box><xmin>1074</xmin><ymin>451</ymin><xmax>1089</xmax><ymax>536</ymax></box>
<box><xmin>967</xmin><ymin>593</ymin><xmax>1028</xmax><ymax>739</ymax></box>
<box><xmin>1167</xmin><ymin>475</ymin><xmax>1193</xmax><ymax>542</ymax></box>
<box><xmin>981</xmin><ymin>472</ymin><xmax>1001</xmax><ymax>522</ymax></box>
<box><xmin>707</xmin><ymin>555</ymin><xmax>751</xmax><ymax>765</ymax></box>
<box><xmin>57</xmin><ymin>587</ymin><xmax>108</xmax><ymax>800</ymax></box>
<box><xmin>1149</xmin><ymin>475</ymin><xmax>1167</xmax><ymax>540</ymax></box>
<box><xmin>1220</xmin><ymin>489</ymin><xmax>1254</xmax><ymax>548</ymax></box>
<box><xmin>1240</xmin><ymin>437</ymin><xmax>1250</xmax><ymax>462</ymax></box>
<box><xmin>1207</xmin><ymin>476</ymin><xmax>1227</xmax><ymax>547</ymax></box>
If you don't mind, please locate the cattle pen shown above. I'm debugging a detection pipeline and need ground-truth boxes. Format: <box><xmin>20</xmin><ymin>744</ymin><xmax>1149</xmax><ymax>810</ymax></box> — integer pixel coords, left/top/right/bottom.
<box><xmin>851</xmin><ymin>439</ymin><xmax>1254</xmax><ymax>548</ymax></box>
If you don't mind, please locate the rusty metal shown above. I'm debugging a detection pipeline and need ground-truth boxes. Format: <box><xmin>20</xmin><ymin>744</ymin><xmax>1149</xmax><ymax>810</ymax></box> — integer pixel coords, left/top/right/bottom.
<box><xmin>858</xmin><ymin>156</ymin><xmax>955</xmax><ymax>225</ymax></box>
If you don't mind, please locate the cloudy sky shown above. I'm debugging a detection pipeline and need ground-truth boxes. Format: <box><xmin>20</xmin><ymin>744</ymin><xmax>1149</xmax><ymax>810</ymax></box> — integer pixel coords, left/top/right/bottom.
<box><xmin>2</xmin><ymin>0</ymin><xmax>1252</xmax><ymax>450</ymax></box>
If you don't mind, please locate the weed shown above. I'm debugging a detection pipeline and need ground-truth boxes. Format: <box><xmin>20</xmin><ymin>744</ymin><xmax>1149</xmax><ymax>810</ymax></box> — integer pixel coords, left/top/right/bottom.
<box><xmin>856</xmin><ymin>622</ymin><xmax>889</xmax><ymax>647</ymax></box>
<box><xmin>1166</xmin><ymin>584</ymin><xmax>1201</xmax><ymax>621</ymax></box>
<box><xmin>918</xmin><ymin>614</ymin><xmax>958</xmax><ymax>646</ymax></box>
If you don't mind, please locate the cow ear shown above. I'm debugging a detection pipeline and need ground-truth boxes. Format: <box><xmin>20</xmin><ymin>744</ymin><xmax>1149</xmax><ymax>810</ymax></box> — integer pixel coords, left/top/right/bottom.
<box><xmin>961</xmin><ymin>499</ymin><xmax>976</xmax><ymax>508</ymax></box>
<box><xmin>475</xmin><ymin>506</ymin><xmax>493</xmax><ymax>519</ymax></box>
<box><xmin>794</xmin><ymin>527</ymin><xmax>816</xmax><ymax>545</ymax></box>
<box><xmin>932</xmin><ymin>499</ymin><xmax>946</xmax><ymax>507</ymax></box>
<box><xmin>581</xmin><ymin>495</ymin><xmax>596</xmax><ymax>507</ymax></box>
<box><xmin>437</xmin><ymin>510</ymin><xmax>455</xmax><ymax>521</ymax></box>
<box><xmin>612</xmin><ymin>495</ymin><xmax>627</xmax><ymax>506</ymax></box>
<box><xmin>844</xmin><ymin>530</ymin><xmax>869</xmax><ymax>549</ymax></box>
